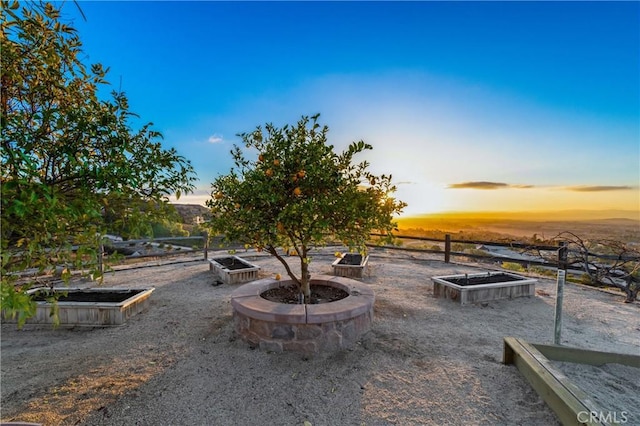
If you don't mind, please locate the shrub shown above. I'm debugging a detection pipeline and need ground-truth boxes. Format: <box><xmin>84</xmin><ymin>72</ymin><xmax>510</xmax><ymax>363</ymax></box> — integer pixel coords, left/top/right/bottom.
<box><xmin>502</xmin><ymin>262</ymin><xmax>526</xmax><ymax>272</ymax></box>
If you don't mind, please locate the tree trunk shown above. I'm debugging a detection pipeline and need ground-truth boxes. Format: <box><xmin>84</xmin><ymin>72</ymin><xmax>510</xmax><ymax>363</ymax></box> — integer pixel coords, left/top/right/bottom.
<box><xmin>624</xmin><ymin>276</ymin><xmax>638</xmax><ymax>303</ymax></box>
<box><xmin>300</xmin><ymin>257</ymin><xmax>311</xmax><ymax>304</ymax></box>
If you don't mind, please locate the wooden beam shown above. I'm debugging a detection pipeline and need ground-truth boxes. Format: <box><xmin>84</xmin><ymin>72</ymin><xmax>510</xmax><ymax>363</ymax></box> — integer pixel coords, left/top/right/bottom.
<box><xmin>503</xmin><ymin>337</ymin><xmax>607</xmax><ymax>425</ymax></box>
<box><xmin>532</xmin><ymin>343</ymin><xmax>640</xmax><ymax>368</ymax></box>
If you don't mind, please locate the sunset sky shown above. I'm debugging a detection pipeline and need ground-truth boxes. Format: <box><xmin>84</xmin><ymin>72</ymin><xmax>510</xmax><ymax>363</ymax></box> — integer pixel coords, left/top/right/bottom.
<box><xmin>68</xmin><ymin>1</ymin><xmax>639</xmax><ymax>218</ymax></box>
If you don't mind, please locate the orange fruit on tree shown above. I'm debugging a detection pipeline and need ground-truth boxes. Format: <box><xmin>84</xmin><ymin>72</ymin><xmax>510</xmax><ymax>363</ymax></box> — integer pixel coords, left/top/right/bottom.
<box><xmin>273</xmin><ymin>159</ymin><xmax>280</xmax><ymax>166</ymax></box>
<box><xmin>297</xmin><ymin>170</ymin><xmax>306</xmax><ymax>179</ymax></box>
<box><xmin>293</xmin><ymin>187</ymin><xmax>302</xmax><ymax>196</ymax></box>
<box><xmin>214</xmin><ymin>192</ymin><xmax>223</xmax><ymax>199</ymax></box>
<box><xmin>258</xmin><ymin>154</ymin><xmax>264</xmax><ymax>162</ymax></box>
<box><xmin>275</xmin><ymin>273</ymin><xmax>281</xmax><ymax>280</ymax></box>
<box><xmin>265</xmin><ymin>168</ymin><xmax>273</xmax><ymax>177</ymax></box>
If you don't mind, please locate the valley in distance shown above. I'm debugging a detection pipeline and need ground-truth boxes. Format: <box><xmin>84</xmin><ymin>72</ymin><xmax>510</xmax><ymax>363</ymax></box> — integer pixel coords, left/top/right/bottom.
<box><xmin>173</xmin><ymin>204</ymin><xmax>639</xmax><ymax>245</ymax></box>
<box><xmin>394</xmin><ymin>209</ymin><xmax>640</xmax><ymax>244</ymax></box>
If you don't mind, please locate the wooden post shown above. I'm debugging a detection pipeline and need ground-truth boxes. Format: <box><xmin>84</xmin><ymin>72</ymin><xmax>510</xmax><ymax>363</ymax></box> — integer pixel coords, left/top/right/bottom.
<box><xmin>554</xmin><ymin>269</ymin><xmax>566</xmax><ymax>345</ymax></box>
<box><xmin>557</xmin><ymin>241</ymin><xmax>568</xmax><ymax>270</ymax></box>
<box><xmin>444</xmin><ymin>234</ymin><xmax>451</xmax><ymax>263</ymax></box>
<box><xmin>98</xmin><ymin>242</ymin><xmax>104</xmax><ymax>275</ymax></box>
<box><xmin>203</xmin><ymin>231</ymin><xmax>209</xmax><ymax>260</ymax></box>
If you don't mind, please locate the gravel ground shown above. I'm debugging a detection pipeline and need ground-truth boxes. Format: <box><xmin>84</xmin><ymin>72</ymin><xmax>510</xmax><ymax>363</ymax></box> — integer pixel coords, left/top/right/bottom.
<box><xmin>1</xmin><ymin>247</ymin><xmax>638</xmax><ymax>426</ymax></box>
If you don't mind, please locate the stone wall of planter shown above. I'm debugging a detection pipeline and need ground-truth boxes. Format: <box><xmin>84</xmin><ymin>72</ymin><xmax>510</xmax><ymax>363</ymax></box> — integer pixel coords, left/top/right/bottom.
<box><xmin>230</xmin><ymin>275</ymin><xmax>374</xmax><ymax>353</ymax></box>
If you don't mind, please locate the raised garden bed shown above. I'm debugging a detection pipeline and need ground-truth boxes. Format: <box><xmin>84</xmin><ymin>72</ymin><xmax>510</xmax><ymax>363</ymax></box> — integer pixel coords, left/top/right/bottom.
<box><xmin>208</xmin><ymin>255</ymin><xmax>260</xmax><ymax>285</ymax></box>
<box><xmin>231</xmin><ymin>275</ymin><xmax>374</xmax><ymax>353</ymax></box>
<box><xmin>503</xmin><ymin>337</ymin><xmax>640</xmax><ymax>425</ymax></box>
<box><xmin>332</xmin><ymin>253</ymin><xmax>369</xmax><ymax>279</ymax></box>
<box><xmin>6</xmin><ymin>287</ymin><xmax>155</xmax><ymax>327</ymax></box>
<box><xmin>432</xmin><ymin>271</ymin><xmax>536</xmax><ymax>305</ymax></box>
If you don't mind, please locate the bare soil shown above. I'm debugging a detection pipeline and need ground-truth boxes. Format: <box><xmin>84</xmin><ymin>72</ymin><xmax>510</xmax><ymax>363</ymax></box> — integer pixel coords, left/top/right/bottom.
<box><xmin>443</xmin><ymin>272</ymin><xmax>524</xmax><ymax>286</ymax></box>
<box><xmin>30</xmin><ymin>289</ymin><xmax>144</xmax><ymax>303</ymax></box>
<box><xmin>338</xmin><ymin>253</ymin><xmax>364</xmax><ymax>265</ymax></box>
<box><xmin>262</xmin><ymin>284</ymin><xmax>349</xmax><ymax>304</ymax></box>
<box><xmin>1</xmin><ymin>248</ymin><xmax>638</xmax><ymax>426</ymax></box>
<box><xmin>212</xmin><ymin>256</ymin><xmax>254</xmax><ymax>271</ymax></box>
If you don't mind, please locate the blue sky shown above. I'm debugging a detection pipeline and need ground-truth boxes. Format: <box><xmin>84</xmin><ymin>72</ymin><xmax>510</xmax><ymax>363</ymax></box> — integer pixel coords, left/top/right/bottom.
<box><xmin>67</xmin><ymin>1</ymin><xmax>639</xmax><ymax>217</ymax></box>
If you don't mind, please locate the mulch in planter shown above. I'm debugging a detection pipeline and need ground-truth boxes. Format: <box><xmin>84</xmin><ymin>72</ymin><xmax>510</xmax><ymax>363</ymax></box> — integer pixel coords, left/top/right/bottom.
<box><xmin>261</xmin><ymin>284</ymin><xmax>348</xmax><ymax>304</ymax></box>
<box><xmin>31</xmin><ymin>289</ymin><xmax>144</xmax><ymax>303</ymax></box>
<box><xmin>446</xmin><ymin>273</ymin><xmax>525</xmax><ymax>287</ymax></box>
<box><xmin>214</xmin><ymin>257</ymin><xmax>253</xmax><ymax>270</ymax></box>
<box><xmin>338</xmin><ymin>254</ymin><xmax>363</xmax><ymax>265</ymax></box>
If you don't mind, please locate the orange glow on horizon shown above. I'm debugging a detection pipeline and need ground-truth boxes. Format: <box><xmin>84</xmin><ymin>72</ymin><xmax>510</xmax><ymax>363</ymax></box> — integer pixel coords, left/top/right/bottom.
<box><xmin>171</xmin><ymin>184</ymin><xmax>639</xmax><ymax>222</ymax></box>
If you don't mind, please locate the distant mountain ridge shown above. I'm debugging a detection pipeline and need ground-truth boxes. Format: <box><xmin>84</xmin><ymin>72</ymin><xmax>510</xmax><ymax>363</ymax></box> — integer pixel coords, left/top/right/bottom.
<box><xmin>395</xmin><ymin>209</ymin><xmax>639</xmax><ymax>243</ymax></box>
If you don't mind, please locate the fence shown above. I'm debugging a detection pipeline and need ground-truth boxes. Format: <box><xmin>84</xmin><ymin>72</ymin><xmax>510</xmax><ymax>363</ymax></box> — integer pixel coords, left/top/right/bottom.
<box><xmin>368</xmin><ymin>233</ymin><xmax>568</xmax><ymax>268</ymax></box>
<box><xmin>100</xmin><ymin>231</ymin><xmax>637</xmax><ymax>276</ymax></box>
<box><xmin>98</xmin><ymin>232</ymin><xmax>209</xmax><ymax>273</ymax></box>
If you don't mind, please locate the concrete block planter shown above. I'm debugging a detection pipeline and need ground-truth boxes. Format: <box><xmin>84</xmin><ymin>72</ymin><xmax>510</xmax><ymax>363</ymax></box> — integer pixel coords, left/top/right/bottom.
<box><xmin>209</xmin><ymin>255</ymin><xmax>260</xmax><ymax>285</ymax></box>
<box><xmin>432</xmin><ymin>271</ymin><xmax>536</xmax><ymax>305</ymax></box>
<box><xmin>332</xmin><ymin>253</ymin><xmax>369</xmax><ymax>279</ymax></box>
<box><xmin>230</xmin><ymin>275</ymin><xmax>374</xmax><ymax>353</ymax></box>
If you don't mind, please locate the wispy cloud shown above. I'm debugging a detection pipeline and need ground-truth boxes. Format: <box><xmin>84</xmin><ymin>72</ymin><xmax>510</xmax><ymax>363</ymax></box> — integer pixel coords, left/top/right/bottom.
<box><xmin>448</xmin><ymin>181</ymin><xmax>507</xmax><ymax>190</ymax></box>
<box><xmin>208</xmin><ymin>134</ymin><xmax>224</xmax><ymax>144</ymax></box>
<box><xmin>565</xmin><ymin>185</ymin><xmax>633</xmax><ymax>192</ymax></box>
<box><xmin>447</xmin><ymin>181</ymin><xmax>532</xmax><ymax>190</ymax></box>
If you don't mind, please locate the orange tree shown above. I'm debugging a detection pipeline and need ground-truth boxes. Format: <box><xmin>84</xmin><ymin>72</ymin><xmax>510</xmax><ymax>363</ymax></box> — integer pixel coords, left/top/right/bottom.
<box><xmin>1</xmin><ymin>2</ymin><xmax>196</xmax><ymax>326</ymax></box>
<box><xmin>207</xmin><ymin>114</ymin><xmax>406</xmax><ymax>303</ymax></box>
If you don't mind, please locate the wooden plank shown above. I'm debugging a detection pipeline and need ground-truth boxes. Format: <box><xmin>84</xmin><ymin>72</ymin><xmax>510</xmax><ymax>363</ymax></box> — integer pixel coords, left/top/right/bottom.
<box><xmin>532</xmin><ymin>343</ymin><xmax>640</xmax><ymax>368</ymax></box>
<box><xmin>524</xmin><ymin>342</ymin><xmax>605</xmax><ymax>423</ymax></box>
<box><xmin>503</xmin><ymin>337</ymin><xmax>516</xmax><ymax>364</ymax></box>
<box><xmin>503</xmin><ymin>337</ymin><xmax>605</xmax><ymax>425</ymax></box>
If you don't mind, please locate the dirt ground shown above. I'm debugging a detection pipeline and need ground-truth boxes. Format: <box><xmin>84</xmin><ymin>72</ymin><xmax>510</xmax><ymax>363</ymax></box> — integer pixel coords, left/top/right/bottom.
<box><xmin>1</xmin><ymin>248</ymin><xmax>638</xmax><ymax>426</ymax></box>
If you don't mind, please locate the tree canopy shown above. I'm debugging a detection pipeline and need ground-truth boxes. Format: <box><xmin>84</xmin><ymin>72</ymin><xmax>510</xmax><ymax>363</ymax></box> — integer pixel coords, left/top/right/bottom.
<box><xmin>207</xmin><ymin>114</ymin><xmax>406</xmax><ymax>302</ymax></box>
<box><xmin>1</xmin><ymin>1</ymin><xmax>196</xmax><ymax>325</ymax></box>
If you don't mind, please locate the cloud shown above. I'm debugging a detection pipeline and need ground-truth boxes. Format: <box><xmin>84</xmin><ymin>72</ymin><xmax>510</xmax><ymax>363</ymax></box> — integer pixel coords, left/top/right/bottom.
<box><xmin>565</xmin><ymin>185</ymin><xmax>633</xmax><ymax>192</ymax></box>
<box><xmin>208</xmin><ymin>134</ymin><xmax>224</xmax><ymax>144</ymax></box>
<box><xmin>447</xmin><ymin>181</ymin><xmax>536</xmax><ymax>190</ymax></box>
<box><xmin>448</xmin><ymin>181</ymin><xmax>509</xmax><ymax>190</ymax></box>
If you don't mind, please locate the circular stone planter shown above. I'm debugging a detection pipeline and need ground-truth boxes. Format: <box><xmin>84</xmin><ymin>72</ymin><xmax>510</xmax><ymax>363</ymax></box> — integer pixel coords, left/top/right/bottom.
<box><xmin>230</xmin><ymin>274</ymin><xmax>374</xmax><ymax>353</ymax></box>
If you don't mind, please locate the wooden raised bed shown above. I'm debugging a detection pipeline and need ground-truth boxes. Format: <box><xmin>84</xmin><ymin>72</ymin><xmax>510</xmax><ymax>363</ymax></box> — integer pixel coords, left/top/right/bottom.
<box><xmin>432</xmin><ymin>272</ymin><xmax>536</xmax><ymax>305</ymax></box>
<box><xmin>5</xmin><ymin>287</ymin><xmax>155</xmax><ymax>327</ymax></box>
<box><xmin>209</xmin><ymin>255</ymin><xmax>260</xmax><ymax>285</ymax></box>
<box><xmin>332</xmin><ymin>253</ymin><xmax>369</xmax><ymax>279</ymax></box>
<box><xmin>503</xmin><ymin>337</ymin><xmax>640</xmax><ymax>425</ymax></box>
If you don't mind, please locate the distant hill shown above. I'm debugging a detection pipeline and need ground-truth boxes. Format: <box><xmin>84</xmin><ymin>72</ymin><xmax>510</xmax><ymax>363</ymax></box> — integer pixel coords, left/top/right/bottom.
<box><xmin>400</xmin><ymin>209</ymin><xmax>640</xmax><ymax>222</ymax></box>
<box><xmin>172</xmin><ymin>204</ymin><xmax>211</xmax><ymax>224</ymax></box>
<box><xmin>395</xmin><ymin>210</ymin><xmax>640</xmax><ymax>243</ymax></box>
